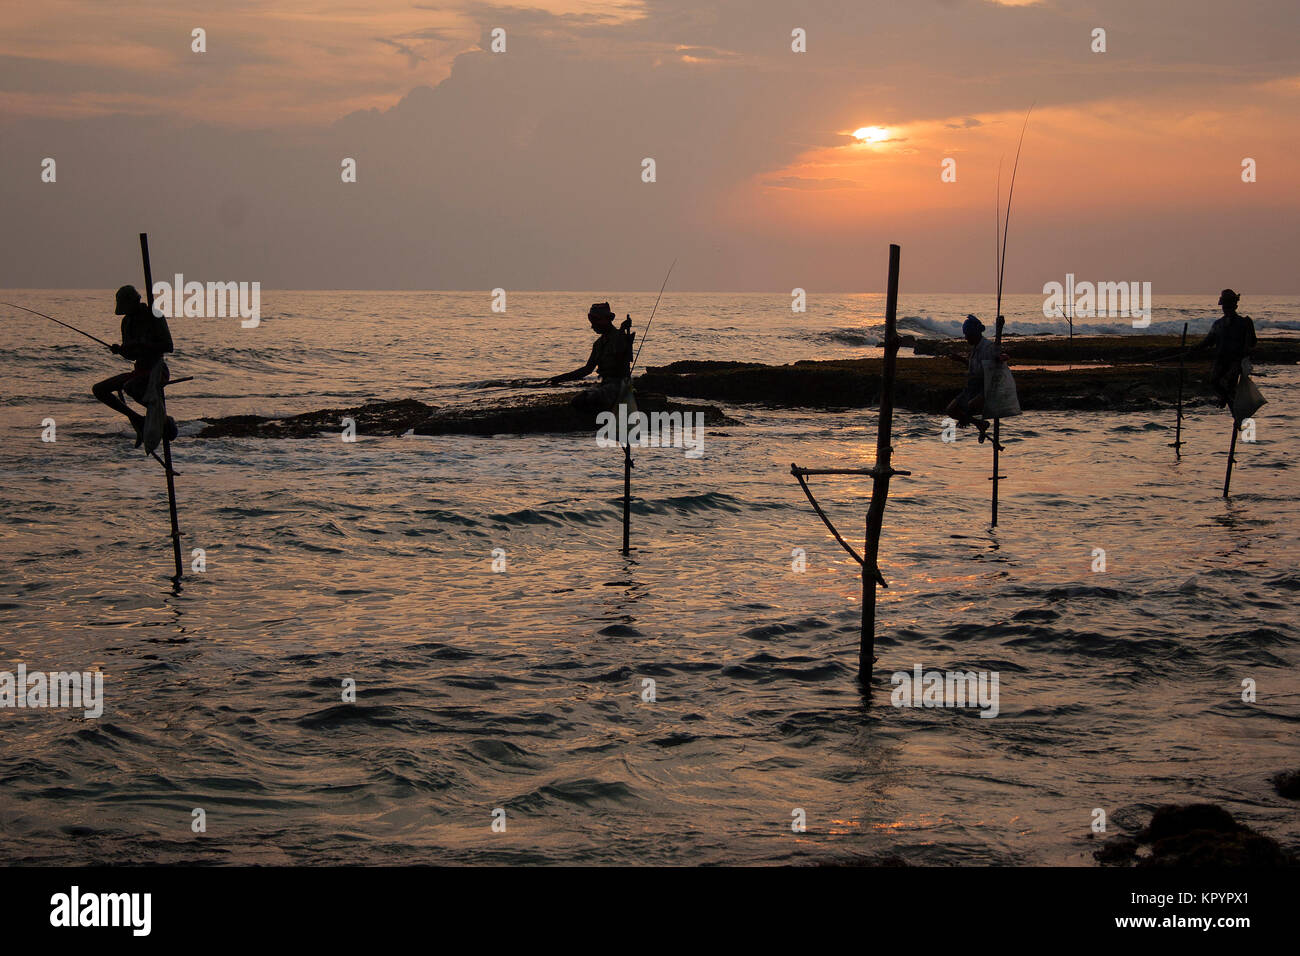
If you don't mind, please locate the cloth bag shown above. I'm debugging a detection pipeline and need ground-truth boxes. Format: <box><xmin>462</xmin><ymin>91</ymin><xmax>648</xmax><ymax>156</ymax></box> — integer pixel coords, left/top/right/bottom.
<box><xmin>982</xmin><ymin>360</ymin><xmax>1022</xmax><ymax>418</ymax></box>
<box><xmin>1231</xmin><ymin>374</ymin><xmax>1265</xmax><ymax>421</ymax></box>
<box><xmin>142</xmin><ymin>360</ymin><xmax>170</xmax><ymax>454</ymax></box>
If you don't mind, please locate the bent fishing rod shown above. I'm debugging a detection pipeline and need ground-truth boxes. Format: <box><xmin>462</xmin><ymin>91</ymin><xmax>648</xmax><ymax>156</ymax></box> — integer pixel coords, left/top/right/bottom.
<box><xmin>3</xmin><ymin>300</ymin><xmax>198</xmax><ymax>389</ymax></box>
<box><xmin>989</xmin><ymin>104</ymin><xmax>1032</xmax><ymax>528</ymax></box>
<box><xmin>994</xmin><ymin>104</ymin><xmax>1033</xmax><ymax>321</ymax></box>
<box><xmin>3</xmin><ymin>301</ymin><xmax>114</xmax><ymax>351</ymax></box>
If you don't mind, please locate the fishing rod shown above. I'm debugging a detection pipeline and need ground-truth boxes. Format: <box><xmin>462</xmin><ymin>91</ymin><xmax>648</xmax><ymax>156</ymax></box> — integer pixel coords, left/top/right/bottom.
<box><xmin>994</xmin><ymin>159</ymin><xmax>1002</xmax><ymax>318</ymax></box>
<box><xmin>995</xmin><ymin>104</ymin><xmax>1033</xmax><ymax>317</ymax></box>
<box><xmin>630</xmin><ymin>257</ymin><xmax>677</xmax><ymax>372</ymax></box>
<box><xmin>990</xmin><ymin>105</ymin><xmax>1032</xmax><ymax>527</ymax></box>
<box><xmin>2</xmin><ymin>301</ymin><xmax>114</xmax><ymax>351</ymax></box>
<box><xmin>618</xmin><ymin>256</ymin><xmax>676</xmax><ymax>556</ymax></box>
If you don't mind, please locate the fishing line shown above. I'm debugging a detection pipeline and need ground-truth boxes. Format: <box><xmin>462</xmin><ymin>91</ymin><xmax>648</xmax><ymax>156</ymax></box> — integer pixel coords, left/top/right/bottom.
<box><xmin>630</xmin><ymin>257</ymin><xmax>677</xmax><ymax>372</ymax></box>
<box><xmin>2</xmin><ymin>301</ymin><xmax>114</xmax><ymax>350</ymax></box>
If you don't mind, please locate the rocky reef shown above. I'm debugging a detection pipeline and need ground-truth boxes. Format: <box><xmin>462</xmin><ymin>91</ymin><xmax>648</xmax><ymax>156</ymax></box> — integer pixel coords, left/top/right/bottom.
<box><xmin>198</xmin><ymin>393</ymin><xmax>737</xmax><ymax>439</ymax></box>
<box><xmin>194</xmin><ymin>335</ymin><xmax>1296</xmax><ymax>436</ymax></box>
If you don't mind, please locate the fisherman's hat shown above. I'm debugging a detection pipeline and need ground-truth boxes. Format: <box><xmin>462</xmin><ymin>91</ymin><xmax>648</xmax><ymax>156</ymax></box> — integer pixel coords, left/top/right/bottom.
<box><xmin>115</xmin><ymin>285</ymin><xmax>141</xmax><ymax>315</ymax></box>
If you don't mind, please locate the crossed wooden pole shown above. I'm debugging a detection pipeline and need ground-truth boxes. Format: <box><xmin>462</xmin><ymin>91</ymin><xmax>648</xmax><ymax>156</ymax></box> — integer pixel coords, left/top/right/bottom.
<box><xmin>790</xmin><ymin>244</ymin><xmax>909</xmax><ymax>689</ymax></box>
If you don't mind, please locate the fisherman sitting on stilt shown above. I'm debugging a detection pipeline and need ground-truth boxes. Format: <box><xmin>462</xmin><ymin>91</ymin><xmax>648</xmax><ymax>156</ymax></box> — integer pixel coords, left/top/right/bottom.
<box><xmin>92</xmin><ymin>284</ymin><xmax>177</xmax><ymax>448</ymax></box>
<box><xmin>549</xmin><ymin>302</ymin><xmax>634</xmax><ymax>413</ymax></box>
<box><xmin>1192</xmin><ymin>289</ymin><xmax>1257</xmax><ymax>412</ymax></box>
<box><xmin>945</xmin><ymin>314</ymin><xmax>1007</xmax><ymax>447</ymax></box>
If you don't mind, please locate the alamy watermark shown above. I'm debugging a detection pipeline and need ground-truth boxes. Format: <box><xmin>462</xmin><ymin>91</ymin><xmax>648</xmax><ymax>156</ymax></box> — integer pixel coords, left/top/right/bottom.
<box><xmin>1043</xmin><ymin>274</ymin><xmax>1152</xmax><ymax>328</ymax></box>
<box><xmin>1</xmin><ymin>664</ymin><xmax>103</xmax><ymax>718</ymax></box>
<box><xmin>596</xmin><ymin>404</ymin><xmax>705</xmax><ymax>458</ymax></box>
<box><xmin>891</xmin><ymin>665</ymin><xmax>999</xmax><ymax>718</ymax></box>
<box><xmin>150</xmin><ymin>274</ymin><xmax>260</xmax><ymax>328</ymax></box>
<box><xmin>49</xmin><ymin>886</ymin><xmax>150</xmax><ymax>936</ymax></box>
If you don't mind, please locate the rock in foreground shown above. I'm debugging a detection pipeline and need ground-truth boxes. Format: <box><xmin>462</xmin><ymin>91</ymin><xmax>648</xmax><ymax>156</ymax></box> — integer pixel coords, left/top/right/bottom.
<box><xmin>1093</xmin><ymin>803</ymin><xmax>1295</xmax><ymax>867</ymax></box>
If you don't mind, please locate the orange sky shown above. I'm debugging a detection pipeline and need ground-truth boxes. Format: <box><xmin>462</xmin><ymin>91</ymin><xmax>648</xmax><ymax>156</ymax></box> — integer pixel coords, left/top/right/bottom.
<box><xmin>1</xmin><ymin>0</ymin><xmax>1296</xmax><ymax>291</ymax></box>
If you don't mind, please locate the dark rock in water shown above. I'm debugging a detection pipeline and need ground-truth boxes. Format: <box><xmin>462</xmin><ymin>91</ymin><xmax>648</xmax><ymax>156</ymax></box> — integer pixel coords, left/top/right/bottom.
<box><xmin>413</xmin><ymin>392</ymin><xmax>737</xmax><ymax>436</ymax></box>
<box><xmin>1140</xmin><ymin>803</ymin><xmax>1240</xmax><ymax>843</ymax></box>
<box><xmin>1093</xmin><ymin>803</ymin><xmax>1294</xmax><ymax>867</ymax></box>
<box><xmin>911</xmin><ymin>333</ymin><xmax>1300</xmax><ymax>365</ymax></box>
<box><xmin>198</xmin><ymin>398</ymin><xmax>437</xmax><ymax>439</ymax></box>
<box><xmin>198</xmin><ymin>393</ymin><xmax>737</xmax><ymax>439</ymax></box>
<box><xmin>638</xmin><ymin>356</ymin><xmax>1215</xmax><ymax>413</ymax></box>
<box><xmin>636</xmin><ymin>334</ymin><xmax>1297</xmax><ymax>413</ymax></box>
<box><xmin>1092</xmin><ymin>836</ymin><xmax>1140</xmax><ymax>866</ymax></box>
<box><xmin>1271</xmin><ymin>769</ymin><xmax>1300</xmax><ymax>799</ymax></box>
<box><xmin>195</xmin><ymin>333</ymin><xmax>1294</xmax><ymax>434</ymax></box>
<box><xmin>817</xmin><ymin>852</ymin><xmax>910</xmax><ymax>867</ymax></box>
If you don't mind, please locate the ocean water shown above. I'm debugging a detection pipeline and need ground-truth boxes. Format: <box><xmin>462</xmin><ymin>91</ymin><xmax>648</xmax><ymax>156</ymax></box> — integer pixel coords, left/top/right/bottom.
<box><xmin>1</xmin><ymin>290</ymin><xmax>1297</xmax><ymax>865</ymax></box>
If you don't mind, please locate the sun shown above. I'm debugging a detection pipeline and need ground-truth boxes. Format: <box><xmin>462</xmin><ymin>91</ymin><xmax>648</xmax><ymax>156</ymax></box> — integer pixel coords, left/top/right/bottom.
<box><xmin>852</xmin><ymin>126</ymin><xmax>890</xmax><ymax>143</ymax></box>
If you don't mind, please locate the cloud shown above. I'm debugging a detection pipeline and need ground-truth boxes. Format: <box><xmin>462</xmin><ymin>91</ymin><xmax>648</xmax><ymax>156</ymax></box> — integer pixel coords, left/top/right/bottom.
<box><xmin>0</xmin><ymin>0</ymin><xmax>1297</xmax><ymax>291</ymax></box>
<box><xmin>760</xmin><ymin>176</ymin><xmax>860</xmax><ymax>191</ymax></box>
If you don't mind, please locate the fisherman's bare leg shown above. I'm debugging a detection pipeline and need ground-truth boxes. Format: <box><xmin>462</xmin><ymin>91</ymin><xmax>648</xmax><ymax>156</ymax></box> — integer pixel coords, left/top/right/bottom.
<box><xmin>92</xmin><ymin>372</ymin><xmax>145</xmax><ymax>443</ymax></box>
<box><xmin>1223</xmin><ymin>368</ymin><xmax>1243</xmax><ymax>414</ymax></box>
<box><xmin>945</xmin><ymin>397</ymin><xmax>973</xmax><ymax>427</ymax></box>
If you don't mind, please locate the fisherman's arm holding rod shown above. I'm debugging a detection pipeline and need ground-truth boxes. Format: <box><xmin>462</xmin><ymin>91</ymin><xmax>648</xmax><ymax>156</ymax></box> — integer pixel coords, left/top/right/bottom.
<box><xmin>547</xmin><ymin>304</ymin><xmax>633</xmax><ymax>386</ymax></box>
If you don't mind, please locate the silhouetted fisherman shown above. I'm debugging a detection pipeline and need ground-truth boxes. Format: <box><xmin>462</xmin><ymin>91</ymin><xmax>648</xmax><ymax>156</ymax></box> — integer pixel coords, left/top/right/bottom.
<box><xmin>944</xmin><ymin>314</ymin><xmax>1007</xmax><ymax>445</ymax></box>
<box><xmin>1193</xmin><ymin>289</ymin><xmax>1257</xmax><ymax>409</ymax></box>
<box><xmin>92</xmin><ymin>285</ymin><xmax>176</xmax><ymax>446</ymax></box>
<box><xmin>549</xmin><ymin>302</ymin><xmax>634</xmax><ymax>412</ymax></box>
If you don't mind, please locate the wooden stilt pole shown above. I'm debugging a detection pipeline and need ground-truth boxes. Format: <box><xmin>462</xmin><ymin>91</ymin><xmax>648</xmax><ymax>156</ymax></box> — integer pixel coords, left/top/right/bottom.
<box><xmin>990</xmin><ymin>314</ymin><xmax>1006</xmax><ymax>527</ymax></box>
<box><xmin>1223</xmin><ymin>418</ymin><xmax>1239</xmax><ymax>498</ymax></box>
<box><xmin>618</xmin><ymin>264</ymin><xmax>672</xmax><ymax>556</ymax></box>
<box><xmin>621</xmin><ymin>442</ymin><xmax>632</xmax><ymax>554</ymax></box>
<box><xmin>861</xmin><ymin>243</ymin><xmax>902</xmax><ymax>686</ymax></box>
<box><xmin>1169</xmin><ymin>322</ymin><xmax>1188</xmax><ymax>456</ymax></box>
<box><xmin>990</xmin><ymin>427</ymin><xmax>1000</xmax><ymax>526</ymax></box>
<box><xmin>139</xmin><ymin>232</ymin><xmax>184</xmax><ymax>585</ymax></box>
<box><xmin>789</xmin><ymin>244</ymin><xmax>909</xmax><ymax>695</ymax></box>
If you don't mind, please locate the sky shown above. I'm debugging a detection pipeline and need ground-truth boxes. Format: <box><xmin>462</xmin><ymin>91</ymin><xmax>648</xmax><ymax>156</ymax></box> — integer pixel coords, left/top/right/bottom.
<box><xmin>1</xmin><ymin>0</ymin><xmax>1296</xmax><ymax>292</ymax></box>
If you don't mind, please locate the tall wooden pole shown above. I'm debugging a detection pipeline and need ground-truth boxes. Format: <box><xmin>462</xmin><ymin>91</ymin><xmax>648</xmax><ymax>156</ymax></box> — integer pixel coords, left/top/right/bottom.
<box><xmin>990</xmin><ymin>314</ymin><xmax>1005</xmax><ymax>526</ymax></box>
<box><xmin>1223</xmin><ymin>420</ymin><xmax>1239</xmax><ymax>498</ymax></box>
<box><xmin>140</xmin><ymin>232</ymin><xmax>184</xmax><ymax>585</ymax></box>
<box><xmin>861</xmin><ymin>243</ymin><xmax>902</xmax><ymax>686</ymax></box>
<box><xmin>1170</xmin><ymin>322</ymin><xmax>1187</xmax><ymax>457</ymax></box>
<box><xmin>621</xmin><ymin>442</ymin><xmax>632</xmax><ymax>554</ymax></box>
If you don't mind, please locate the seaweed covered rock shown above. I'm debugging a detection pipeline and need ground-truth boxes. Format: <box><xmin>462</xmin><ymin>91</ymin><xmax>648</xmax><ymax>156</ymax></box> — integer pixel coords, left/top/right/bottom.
<box><xmin>634</xmin><ymin>334</ymin><xmax>1297</xmax><ymax>413</ymax></box>
<box><xmin>910</xmin><ymin>333</ymin><xmax>1300</xmax><ymax>365</ymax></box>
<box><xmin>638</xmin><ymin>357</ymin><xmax>1214</xmax><ymax>413</ymax></box>
<box><xmin>197</xmin><ymin>393</ymin><xmax>738</xmax><ymax>439</ymax></box>
<box><xmin>198</xmin><ymin>398</ymin><xmax>437</xmax><ymax>439</ymax></box>
<box><xmin>411</xmin><ymin>393</ymin><xmax>737</xmax><ymax>436</ymax></box>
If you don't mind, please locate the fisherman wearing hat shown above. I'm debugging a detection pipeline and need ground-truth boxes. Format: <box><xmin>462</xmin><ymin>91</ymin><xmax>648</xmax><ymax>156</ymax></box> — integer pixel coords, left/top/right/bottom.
<box><xmin>1193</xmin><ymin>289</ymin><xmax>1257</xmax><ymax>409</ymax></box>
<box><xmin>944</xmin><ymin>314</ymin><xmax>1008</xmax><ymax>444</ymax></box>
<box><xmin>91</xmin><ymin>284</ymin><xmax>176</xmax><ymax>447</ymax></box>
<box><xmin>549</xmin><ymin>302</ymin><xmax>635</xmax><ymax>412</ymax></box>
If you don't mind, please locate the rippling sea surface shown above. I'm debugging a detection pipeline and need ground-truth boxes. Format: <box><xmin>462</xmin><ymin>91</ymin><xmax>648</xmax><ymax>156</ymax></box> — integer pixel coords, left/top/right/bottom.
<box><xmin>2</xmin><ymin>290</ymin><xmax>1297</xmax><ymax>865</ymax></box>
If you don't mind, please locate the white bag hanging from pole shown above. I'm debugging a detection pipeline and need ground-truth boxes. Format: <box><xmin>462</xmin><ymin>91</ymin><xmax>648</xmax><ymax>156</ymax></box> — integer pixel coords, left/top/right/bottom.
<box><xmin>618</xmin><ymin>377</ymin><xmax>638</xmax><ymax>418</ymax></box>
<box><xmin>1231</xmin><ymin>374</ymin><xmax>1265</xmax><ymax>421</ymax></box>
<box><xmin>983</xmin><ymin>360</ymin><xmax>1022</xmax><ymax>418</ymax></box>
